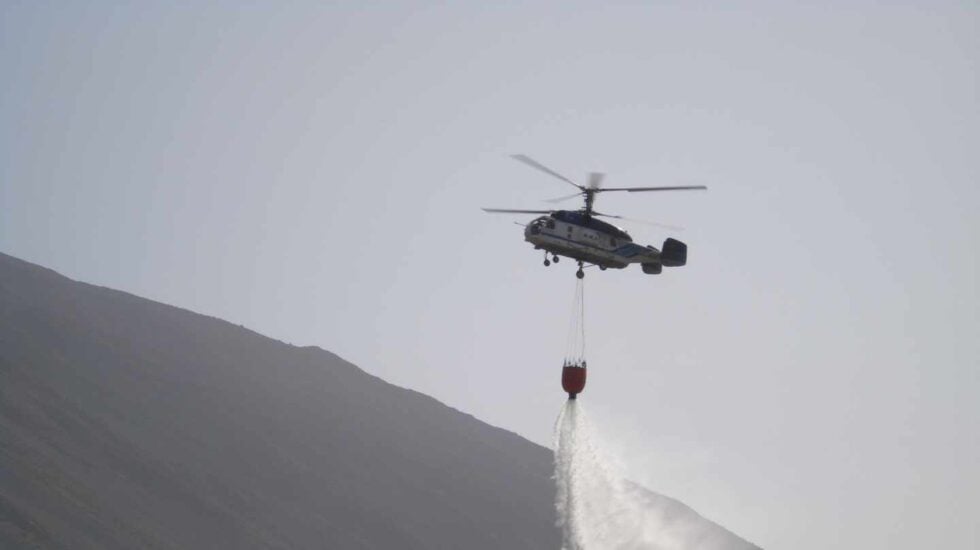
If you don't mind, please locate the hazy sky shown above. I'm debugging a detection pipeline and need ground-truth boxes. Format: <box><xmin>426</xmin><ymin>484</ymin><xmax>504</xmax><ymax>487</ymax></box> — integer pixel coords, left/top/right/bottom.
<box><xmin>2</xmin><ymin>2</ymin><xmax>977</xmax><ymax>548</ymax></box>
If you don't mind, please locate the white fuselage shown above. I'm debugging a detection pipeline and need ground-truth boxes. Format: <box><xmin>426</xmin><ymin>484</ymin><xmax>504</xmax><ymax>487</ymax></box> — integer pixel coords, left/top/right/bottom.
<box><xmin>524</xmin><ymin>215</ymin><xmax>661</xmax><ymax>268</ymax></box>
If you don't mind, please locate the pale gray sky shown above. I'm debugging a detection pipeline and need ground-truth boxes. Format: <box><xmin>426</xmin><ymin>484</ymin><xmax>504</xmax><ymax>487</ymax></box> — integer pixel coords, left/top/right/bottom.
<box><xmin>2</xmin><ymin>2</ymin><xmax>977</xmax><ymax>548</ymax></box>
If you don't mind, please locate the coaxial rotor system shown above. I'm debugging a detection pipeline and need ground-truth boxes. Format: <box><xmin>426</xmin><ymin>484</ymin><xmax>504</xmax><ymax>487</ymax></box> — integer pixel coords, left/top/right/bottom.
<box><xmin>484</xmin><ymin>154</ymin><xmax>706</xmax><ymax>220</ymax></box>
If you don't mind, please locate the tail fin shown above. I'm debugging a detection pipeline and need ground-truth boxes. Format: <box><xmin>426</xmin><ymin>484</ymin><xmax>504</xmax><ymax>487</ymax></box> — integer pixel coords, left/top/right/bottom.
<box><xmin>661</xmin><ymin>238</ymin><xmax>687</xmax><ymax>267</ymax></box>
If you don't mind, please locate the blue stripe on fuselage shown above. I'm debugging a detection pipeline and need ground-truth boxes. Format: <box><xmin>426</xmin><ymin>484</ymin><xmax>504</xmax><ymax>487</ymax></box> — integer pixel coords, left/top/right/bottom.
<box><xmin>613</xmin><ymin>243</ymin><xmax>649</xmax><ymax>258</ymax></box>
<box><xmin>530</xmin><ymin>232</ymin><xmax>648</xmax><ymax>261</ymax></box>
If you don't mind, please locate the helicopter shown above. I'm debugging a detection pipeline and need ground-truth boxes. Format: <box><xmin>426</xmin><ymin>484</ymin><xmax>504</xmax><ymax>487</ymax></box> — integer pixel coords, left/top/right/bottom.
<box><xmin>484</xmin><ymin>155</ymin><xmax>706</xmax><ymax>279</ymax></box>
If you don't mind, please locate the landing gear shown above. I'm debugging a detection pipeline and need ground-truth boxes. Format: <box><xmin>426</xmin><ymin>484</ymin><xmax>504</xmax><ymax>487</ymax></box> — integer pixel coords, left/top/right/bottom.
<box><xmin>544</xmin><ymin>259</ymin><xmax>551</xmax><ymax>266</ymax></box>
<box><xmin>552</xmin><ymin>255</ymin><xmax>560</xmax><ymax>263</ymax></box>
<box><xmin>576</xmin><ymin>261</ymin><xmax>584</xmax><ymax>279</ymax></box>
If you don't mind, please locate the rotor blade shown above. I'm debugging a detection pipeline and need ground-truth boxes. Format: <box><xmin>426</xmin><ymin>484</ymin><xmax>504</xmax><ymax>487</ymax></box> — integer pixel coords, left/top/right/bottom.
<box><xmin>543</xmin><ymin>191</ymin><xmax>584</xmax><ymax>204</ymax></box>
<box><xmin>587</xmin><ymin>172</ymin><xmax>605</xmax><ymax>190</ymax></box>
<box><xmin>593</xmin><ymin>211</ymin><xmax>685</xmax><ymax>231</ymax></box>
<box><xmin>511</xmin><ymin>154</ymin><xmax>583</xmax><ymax>191</ymax></box>
<box><xmin>482</xmin><ymin>208</ymin><xmax>553</xmax><ymax>214</ymax></box>
<box><xmin>598</xmin><ymin>185</ymin><xmax>708</xmax><ymax>192</ymax></box>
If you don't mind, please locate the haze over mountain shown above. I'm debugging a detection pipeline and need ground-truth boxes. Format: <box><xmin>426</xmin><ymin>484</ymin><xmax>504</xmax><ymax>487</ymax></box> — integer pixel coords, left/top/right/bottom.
<box><xmin>0</xmin><ymin>251</ymin><xmax>757</xmax><ymax>549</ymax></box>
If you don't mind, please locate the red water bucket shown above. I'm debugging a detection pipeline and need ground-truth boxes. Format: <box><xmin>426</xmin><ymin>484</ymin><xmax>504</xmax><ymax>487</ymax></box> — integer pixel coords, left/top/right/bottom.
<box><xmin>561</xmin><ymin>364</ymin><xmax>587</xmax><ymax>399</ymax></box>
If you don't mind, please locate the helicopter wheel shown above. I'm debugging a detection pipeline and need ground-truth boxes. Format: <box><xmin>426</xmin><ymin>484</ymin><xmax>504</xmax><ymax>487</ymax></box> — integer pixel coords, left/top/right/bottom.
<box><xmin>576</xmin><ymin>261</ymin><xmax>584</xmax><ymax>279</ymax></box>
<box><xmin>553</xmin><ymin>255</ymin><xmax>560</xmax><ymax>263</ymax></box>
<box><xmin>544</xmin><ymin>259</ymin><xmax>551</xmax><ymax>267</ymax></box>
<box><xmin>599</xmin><ymin>265</ymin><xmax>607</xmax><ymax>271</ymax></box>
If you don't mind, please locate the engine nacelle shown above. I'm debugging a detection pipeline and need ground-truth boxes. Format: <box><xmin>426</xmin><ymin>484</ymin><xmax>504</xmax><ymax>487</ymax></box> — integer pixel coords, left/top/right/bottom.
<box><xmin>641</xmin><ymin>262</ymin><xmax>662</xmax><ymax>275</ymax></box>
<box><xmin>661</xmin><ymin>238</ymin><xmax>687</xmax><ymax>267</ymax></box>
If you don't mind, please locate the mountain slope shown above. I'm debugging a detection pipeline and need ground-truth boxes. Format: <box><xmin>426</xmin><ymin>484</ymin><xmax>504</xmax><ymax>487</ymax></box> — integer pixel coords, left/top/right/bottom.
<box><xmin>0</xmin><ymin>252</ymin><xmax>760</xmax><ymax>549</ymax></box>
<box><xmin>0</xmin><ymin>252</ymin><xmax>558</xmax><ymax>549</ymax></box>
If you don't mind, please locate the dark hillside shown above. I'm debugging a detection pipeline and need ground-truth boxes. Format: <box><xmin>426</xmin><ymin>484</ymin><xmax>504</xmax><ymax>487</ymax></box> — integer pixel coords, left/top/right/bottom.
<box><xmin>0</xmin><ymin>252</ymin><xmax>558</xmax><ymax>549</ymax></box>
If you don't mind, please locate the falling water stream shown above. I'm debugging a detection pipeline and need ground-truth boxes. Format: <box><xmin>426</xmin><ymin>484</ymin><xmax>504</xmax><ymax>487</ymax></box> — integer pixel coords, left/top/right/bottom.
<box><xmin>554</xmin><ymin>400</ymin><xmax>736</xmax><ymax>550</ymax></box>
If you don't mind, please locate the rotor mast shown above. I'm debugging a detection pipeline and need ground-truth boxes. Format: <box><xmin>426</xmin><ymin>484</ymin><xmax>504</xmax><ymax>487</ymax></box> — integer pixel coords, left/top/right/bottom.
<box><xmin>582</xmin><ymin>189</ymin><xmax>596</xmax><ymax>217</ymax></box>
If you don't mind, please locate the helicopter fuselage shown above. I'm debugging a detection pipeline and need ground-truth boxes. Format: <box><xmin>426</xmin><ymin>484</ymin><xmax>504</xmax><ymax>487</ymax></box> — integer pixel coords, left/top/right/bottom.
<box><xmin>524</xmin><ymin>211</ymin><xmax>663</xmax><ymax>270</ymax></box>
<box><xmin>484</xmin><ymin>154</ymin><xmax>702</xmax><ymax>277</ymax></box>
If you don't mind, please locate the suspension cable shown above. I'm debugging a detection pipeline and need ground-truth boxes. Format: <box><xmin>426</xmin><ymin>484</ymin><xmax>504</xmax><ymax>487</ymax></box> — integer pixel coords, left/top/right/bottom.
<box><xmin>564</xmin><ymin>278</ymin><xmax>586</xmax><ymax>366</ymax></box>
